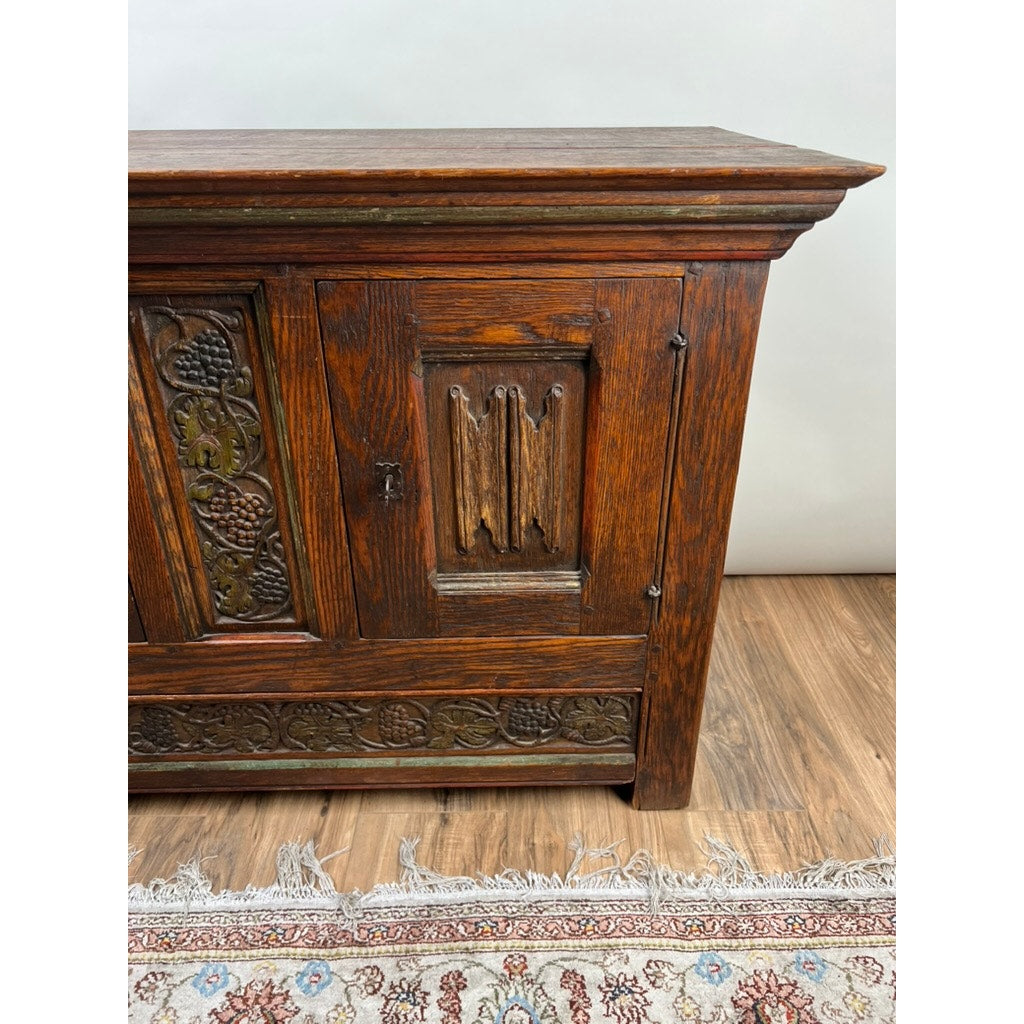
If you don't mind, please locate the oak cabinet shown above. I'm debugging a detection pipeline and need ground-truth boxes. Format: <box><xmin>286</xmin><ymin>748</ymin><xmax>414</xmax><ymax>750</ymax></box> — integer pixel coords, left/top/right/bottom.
<box><xmin>128</xmin><ymin>128</ymin><xmax>882</xmax><ymax>807</ymax></box>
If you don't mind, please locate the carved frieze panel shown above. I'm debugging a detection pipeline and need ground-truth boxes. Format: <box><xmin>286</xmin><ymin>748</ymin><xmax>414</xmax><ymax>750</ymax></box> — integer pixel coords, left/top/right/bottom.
<box><xmin>129</xmin><ymin>695</ymin><xmax>638</xmax><ymax>756</ymax></box>
<box><xmin>132</xmin><ymin>298</ymin><xmax>296</xmax><ymax>625</ymax></box>
<box><xmin>426</xmin><ymin>358</ymin><xmax>586</xmax><ymax>573</ymax></box>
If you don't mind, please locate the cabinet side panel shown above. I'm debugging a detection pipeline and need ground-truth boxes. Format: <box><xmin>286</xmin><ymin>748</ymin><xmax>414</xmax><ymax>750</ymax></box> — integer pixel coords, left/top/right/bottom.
<box><xmin>580</xmin><ymin>278</ymin><xmax>683</xmax><ymax>634</ymax></box>
<box><xmin>633</xmin><ymin>261</ymin><xmax>770</xmax><ymax>809</ymax></box>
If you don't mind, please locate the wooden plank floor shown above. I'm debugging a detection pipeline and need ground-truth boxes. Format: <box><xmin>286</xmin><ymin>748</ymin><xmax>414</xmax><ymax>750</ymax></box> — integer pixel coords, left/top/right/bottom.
<box><xmin>128</xmin><ymin>575</ymin><xmax>895</xmax><ymax>891</ymax></box>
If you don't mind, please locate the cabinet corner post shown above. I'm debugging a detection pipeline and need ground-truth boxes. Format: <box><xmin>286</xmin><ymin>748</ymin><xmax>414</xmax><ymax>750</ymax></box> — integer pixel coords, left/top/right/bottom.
<box><xmin>631</xmin><ymin>261</ymin><xmax>771</xmax><ymax>810</ymax></box>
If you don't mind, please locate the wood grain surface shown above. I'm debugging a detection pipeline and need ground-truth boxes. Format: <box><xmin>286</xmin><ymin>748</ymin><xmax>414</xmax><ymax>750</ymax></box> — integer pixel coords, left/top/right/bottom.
<box><xmin>128</xmin><ymin>345</ymin><xmax>201</xmax><ymax>642</ymax></box>
<box><xmin>128</xmin><ymin>583</ymin><xmax>146</xmax><ymax>644</ymax></box>
<box><xmin>128</xmin><ymin>574</ymin><xmax>896</xmax><ymax>887</ymax></box>
<box><xmin>129</xmin><ymin>224</ymin><xmax>818</xmax><ymax>265</ymax></box>
<box><xmin>633</xmin><ymin>261</ymin><xmax>771</xmax><ymax>808</ymax></box>
<box><xmin>128</xmin><ymin>129</ymin><xmax>882</xmax><ymax>267</ymax></box>
<box><xmin>318</xmin><ymin>280</ymin><xmax>439</xmax><ymax>638</ymax></box>
<box><xmin>128</xmin><ymin>635</ymin><xmax>647</xmax><ymax>696</ymax></box>
<box><xmin>128</xmin><ymin>127</ymin><xmax>884</xmax><ymax>192</ymax></box>
<box><xmin>259</xmin><ymin>276</ymin><xmax>359</xmax><ymax>640</ymax></box>
<box><xmin>128</xmin><ymin>426</ymin><xmax>187</xmax><ymax>643</ymax></box>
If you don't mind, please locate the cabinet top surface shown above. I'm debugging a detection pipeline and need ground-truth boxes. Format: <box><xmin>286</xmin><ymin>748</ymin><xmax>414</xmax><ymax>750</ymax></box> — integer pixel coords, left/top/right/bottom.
<box><xmin>128</xmin><ymin>127</ymin><xmax>883</xmax><ymax>193</ymax></box>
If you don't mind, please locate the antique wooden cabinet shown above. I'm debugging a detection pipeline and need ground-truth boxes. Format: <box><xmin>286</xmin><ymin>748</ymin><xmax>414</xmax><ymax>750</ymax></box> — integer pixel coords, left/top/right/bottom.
<box><xmin>128</xmin><ymin>128</ymin><xmax>882</xmax><ymax>808</ymax></box>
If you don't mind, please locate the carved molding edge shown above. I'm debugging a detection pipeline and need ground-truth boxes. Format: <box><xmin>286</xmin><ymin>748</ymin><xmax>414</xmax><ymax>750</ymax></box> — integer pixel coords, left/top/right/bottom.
<box><xmin>129</xmin><ymin>202</ymin><xmax>842</xmax><ymax>228</ymax></box>
<box><xmin>128</xmin><ymin>695</ymin><xmax>638</xmax><ymax>756</ymax></box>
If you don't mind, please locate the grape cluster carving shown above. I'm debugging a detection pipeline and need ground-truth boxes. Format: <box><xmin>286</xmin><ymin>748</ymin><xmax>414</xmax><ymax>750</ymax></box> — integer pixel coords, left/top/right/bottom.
<box><xmin>136</xmin><ymin>707</ymin><xmax>176</xmax><ymax>750</ymax></box>
<box><xmin>505</xmin><ymin>697</ymin><xmax>560</xmax><ymax>738</ymax></box>
<box><xmin>208</xmin><ymin>486</ymin><xmax>268</xmax><ymax>548</ymax></box>
<box><xmin>173</xmin><ymin>328</ymin><xmax>237</xmax><ymax>388</ymax></box>
<box><xmin>250</xmin><ymin>562</ymin><xmax>290</xmax><ymax>605</ymax></box>
<box><xmin>378</xmin><ymin>704</ymin><xmax>427</xmax><ymax>746</ymax></box>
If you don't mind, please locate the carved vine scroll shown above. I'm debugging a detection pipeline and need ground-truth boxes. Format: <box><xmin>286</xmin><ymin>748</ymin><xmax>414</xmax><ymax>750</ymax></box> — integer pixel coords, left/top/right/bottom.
<box><xmin>129</xmin><ymin>695</ymin><xmax>637</xmax><ymax>755</ymax></box>
<box><xmin>138</xmin><ymin>302</ymin><xmax>294</xmax><ymax>623</ymax></box>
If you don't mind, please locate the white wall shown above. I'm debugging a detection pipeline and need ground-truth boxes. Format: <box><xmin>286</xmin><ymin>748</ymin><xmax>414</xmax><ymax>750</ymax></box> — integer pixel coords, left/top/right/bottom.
<box><xmin>128</xmin><ymin>0</ymin><xmax>896</xmax><ymax>573</ymax></box>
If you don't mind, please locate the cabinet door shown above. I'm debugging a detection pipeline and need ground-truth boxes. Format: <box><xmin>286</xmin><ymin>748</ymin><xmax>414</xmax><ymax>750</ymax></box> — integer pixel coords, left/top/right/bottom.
<box><xmin>318</xmin><ymin>278</ymin><xmax>681</xmax><ymax>638</ymax></box>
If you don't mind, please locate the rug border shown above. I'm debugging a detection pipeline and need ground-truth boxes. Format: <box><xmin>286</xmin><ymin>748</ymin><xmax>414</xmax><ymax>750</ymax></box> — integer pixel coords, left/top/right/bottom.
<box><xmin>128</xmin><ymin>835</ymin><xmax>896</xmax><ymax>917</ymax></box>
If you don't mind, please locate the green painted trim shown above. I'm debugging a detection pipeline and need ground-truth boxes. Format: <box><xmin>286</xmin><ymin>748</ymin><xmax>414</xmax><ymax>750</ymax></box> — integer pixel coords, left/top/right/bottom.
<box><xmin>132</xmin><ymin>749</ymin><xmax>634</xmax><ymax>770</ymax></box>
<box><xmin>130</xmin><ymin>752</ymin><xmax>636</xmax><ymax>773</ymax></box>
<box><xmin>129</xmin><ymin>203</ymin><xmax>834</xmax><ymax>228</ymax></box>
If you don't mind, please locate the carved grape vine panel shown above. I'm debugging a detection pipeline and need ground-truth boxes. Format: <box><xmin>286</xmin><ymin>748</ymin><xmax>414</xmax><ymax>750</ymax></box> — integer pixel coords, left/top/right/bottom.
<box><xmin>128</xmin><ymin>695</ymin><xmax>637</xmax><ymax>755</ymax></box>
<box><xmin>135</xmin><ymin>299</ymin><xmax>295</xmax><ymax>624</ymax></box>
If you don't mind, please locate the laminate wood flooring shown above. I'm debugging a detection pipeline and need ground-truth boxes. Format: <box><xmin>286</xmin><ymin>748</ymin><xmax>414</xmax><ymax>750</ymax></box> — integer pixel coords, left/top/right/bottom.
<box><xmin>128</xmin><ymin>574</ymin><xmax>895</xmax><ymax>892</ymax></box>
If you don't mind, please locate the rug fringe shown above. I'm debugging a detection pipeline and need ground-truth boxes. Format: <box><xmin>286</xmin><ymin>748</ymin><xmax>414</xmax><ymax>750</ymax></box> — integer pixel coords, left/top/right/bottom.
<box><xmin>128</xmin><ymin>834</ymin><xmax>894</xmax><ymax>915</ymax></box>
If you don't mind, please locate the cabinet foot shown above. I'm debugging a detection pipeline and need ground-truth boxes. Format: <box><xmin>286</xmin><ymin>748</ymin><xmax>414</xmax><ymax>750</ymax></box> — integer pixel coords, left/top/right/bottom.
<box><xmin>628</xmin><ymin>766</ymin><xmax>695</xmax><ymax>810</ymax></box>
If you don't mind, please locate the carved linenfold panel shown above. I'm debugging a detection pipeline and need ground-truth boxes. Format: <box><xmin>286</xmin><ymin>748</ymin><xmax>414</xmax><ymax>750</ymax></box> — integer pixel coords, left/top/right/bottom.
<box><xmin>134</xmin><ymin>300</ymin><xmax>295</xmax><ymax>625</ymax></box>
<box><xmin>449</xmin><ymin>381</ymin><xmax>567</xmax><ymax>555</ymax></box>
<box><xmin>428</xmin><ymin>361</ymin><xmax>586</xmax><ymax>573</ymax></box>
<box><xmin>509</xmin><ymin>383</ymin><xmax>565</xmax><ymax>553</ymax></box>
<box><xmin>128</xmin><ymin>695</ymin><xmax>638</xmax><ymax>755</ymax></box>
<box><xmin>449</xmin><ymin>384</ymin><xmax>510</xmax><ymax>552</ymax></box>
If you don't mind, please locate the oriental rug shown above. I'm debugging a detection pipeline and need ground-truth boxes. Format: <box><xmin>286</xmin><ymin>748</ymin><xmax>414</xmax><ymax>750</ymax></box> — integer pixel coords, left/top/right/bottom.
<box><xmin>128</xmin><ymin>836</ymin><xmax>895</xmax><ymax>1024</ymax></box>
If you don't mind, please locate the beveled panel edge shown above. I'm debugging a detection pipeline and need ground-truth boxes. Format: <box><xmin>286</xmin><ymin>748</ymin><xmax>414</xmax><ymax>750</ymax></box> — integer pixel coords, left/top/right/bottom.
<box><xmin>433</xmin><ymin>570</ymin><xmax>583</xmax><ymax>594</ymax></box>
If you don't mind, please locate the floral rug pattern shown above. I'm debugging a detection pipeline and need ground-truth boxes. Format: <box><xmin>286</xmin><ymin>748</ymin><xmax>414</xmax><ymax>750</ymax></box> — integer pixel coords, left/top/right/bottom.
<box><xmin>129</xmin><ymin>893</ymin><xmax>895</xmax><ymax>1023</ymax></box>
<box><xmin>129</xmin><ymin>839</ymin><xmax>895</xmax><ymax>1023</ymax></box>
